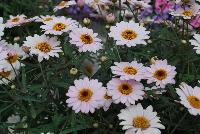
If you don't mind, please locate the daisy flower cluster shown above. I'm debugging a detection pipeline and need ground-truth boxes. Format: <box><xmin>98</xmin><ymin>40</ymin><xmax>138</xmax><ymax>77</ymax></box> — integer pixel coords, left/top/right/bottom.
<box><xmin>1</xmin><ymin>0</ymin><xmax>200</xmax><ymax>133</ymax></box>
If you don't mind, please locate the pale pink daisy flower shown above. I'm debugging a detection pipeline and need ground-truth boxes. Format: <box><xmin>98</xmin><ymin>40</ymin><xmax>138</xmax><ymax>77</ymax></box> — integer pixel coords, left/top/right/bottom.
<box><xmin>107</xmin><ymin>78</ymin><xmax>145</xmax><ymax>106</ymax></box>
<box><xmin>40</xmin><ymin>16</ymin><xmax>78</xmax><ymax>35</ymax></box>
<box><xmin>69</xmin><ymin>27</ymin><xmax>103</xmax><ymax>53</ymax></box>
<box><xmin>53</xmin><ymin>0</ymin><xmax>76</xmax><ymax>12</ymax></box>
<box><xmin>0</xmin><ymin>17</ymin><xmax>5</xmax><ymax>38</ymax></box>
<box><xmin>189</xmin><ymin>34</ymin><xmax>200</xmax><ymax>54</ymax></box>
<box><xmin>111</xmin><ymin>61</ymin><xmax>146</xmax><ymax>81</ymax></box>
<box><xmin>145</xmin><ymin>59</ymin><xmax>177</xmax><ymax>88</ymax></box>
<box><xmin>66</xmin><ymin>77</ymin><xmax>106</xmax><ymax>113</ymax></box>
<box><xmin>118</xmin><ymin>103</ymin><xmax>165</xmax><ymax>134</ymax></box>
<box><xmin>35</xmin><ymin>15</ymin><xmax>56</xmax><ymax>23</ymax></box>
<box><xmin>176</xmin><ymin>82</ymin><xmax>200</xmax><ymax>116</ymax></box>
<box><xmin>5</xmin><ymin>15</ymin><xmax>27</xmax><ymax>28</ymax></box>
<box><xmin>23</xmin><ymin>34</ymin><xmax>62</xmax><ymax>62</ymax></box>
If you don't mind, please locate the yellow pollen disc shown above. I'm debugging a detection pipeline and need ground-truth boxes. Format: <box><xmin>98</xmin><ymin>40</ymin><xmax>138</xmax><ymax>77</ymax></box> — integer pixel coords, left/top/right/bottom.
<box><xmin>104</xmin><ymin>94</ymin><xmax>112</xmax><ymax>100</ymax></box>
<box><xmin>118</xmin><ymin>82</ymin><xmax>133</xmax><ymax>95</ymax></box>
<box><xmin>58</xmin><ymin>1</ymin><xmax>67</xmax><ymax>7</ymax></box>
<box><xmin>35</xmin><ymin>42</ymin><xmax>52</xmax><ymax>53</ymax></box>
<box><xmin>79</xmin><ymin>88</ymin><xmax>93</xmax><ymax>102</ymax></box>
<box><xmin>153</xmin><ymin>69</ymin><xmax>168</xmax><ymax>80</ymax></box>
<box><xmin>44</xmin><ymin>18</ymin><xmax>53</xmax><ymax>22</ymax></box>
<box><xmin>183</xmin><ymin>10</ymin><xmax>193</xmax><ymax>17</ymax></box>
<box><xmin>53</xmin><ymin>23</ymin><xmax>66</xmax><ymax>31</ymax></box>
<box><xmin>121</xmin><ymin>29</ymin><xmax>137</xmax><ymax>40</ymax></box>
<box><xmin>123</xmin><ymin>66</ymin><xmax>137</xmax><ymax>75</ymax></box>
<box><xmin>0</xmin><ymin>71</ymin><xmax>11</xmax><ymax>78</ymax></box>
<box><xmin>187</xmin><ymin>96</ymin><xmax>200</xmax><ymax>109</ymax></box>
<box><xmin>133</xmin><ymin>116</ymin><xmax>150</xmax><ymax>129</ymax></box>
<box><xmin>80</xmin><ymin>34</ymin><xmax>94</xmax><ymax>44</ymax></box>
<box><xmin>7</xmin><ymin>54</ymin><xmax>19</xmax><ymax>63</ymax></box>
<box><xmin>11</xmin><ymin>17</ymin><xmax>20</xmax><ymax>22</ymax></box>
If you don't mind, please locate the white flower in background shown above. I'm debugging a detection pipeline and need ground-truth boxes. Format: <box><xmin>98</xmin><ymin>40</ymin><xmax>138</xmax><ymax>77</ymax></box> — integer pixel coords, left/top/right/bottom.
<box><xmin>0</xmin><ymin>17</ymin><xmax>5</xmax><ymax>38</ymax></box>
<box><xmin>53</xmin><ymin>0</ymin><xmax>76</xmax><ymax>12</ymax></box>
<box><xmin>5</xmin><ymin>14</ymin><xmax>27</xmax><ymax>28</ymax></box>
<box><xmin>102</xmin><ymin>91</ymin><xmax>113</xmax><ymax>111</ymax></box>
<box><xmin>109</xmin><ymin>21</ymin><xmax>150</xmax><ymax>47</ymax></box>
<box><xmin>190</xmin><ymin>34</ymin><xmax>200</xmax><ymax>54</ymax></box>
<box><xmin>111</xmin><ymin>61</ymin><xmax>146</xmax><ymax>81</ymax></box>
<box><xmin>107</xmin><ymin>78</ymin><xmax>145</xmax><ymax>106</ymax></box>
<box><xmin>85</xmin><ymin>0</ymin><xmax>110</xmax><ymax>14</ymax></box>
<box><xmin>176</xmin><ymin>82</ymin><xmax>200</xmax><ymax>115</ymax></box>
<box><xmin>145</xmin><ymin>59</ymin><xmax>177</xmax><ymax>88</ymax></box>
<box><xmin>170</xmin><ymin>4</ymin><xmax>200</xmax><ymax>19</ymax></box>
<box><xmin>145</xmin><ymin>86</ymin><xmax>167</xmax><ymax>95</ymax></box>
<box><xmin>0</xmin><ymin>66</ymin><xmax>16</xmax><ymax>85</ymax></box>
<box><xmin>118</xmin><ymin>103</ymin><xmax>165</xmax><ymax>134</ymax></box>
<box><xmin>66</xmin><ymin>77</ymin><xmax>106</xmax><ymax>113</ymax></box>
<box><xmin>69</xmin><ymin>27</ymin><xmax>103</xmax><ymax>53</ymax></box>
<box><xmin>127</xmin><ymin>0</ymin><xmax>151</xmax><ymax>10</ymax></box>
<box><xmin>40</xmin><ymin>16</ymin><xmax>78</xmax><ymax>35</ymax></box>
<box><xmin>0</xmin><ymin>40</ymin><xmax>8</xmax><ymax>61</ymax></box>
<box><xmin>23</xmin><ymin>34</ymin><xmax>62</xmax><ymax>62</ymax></box>
<box><xmin>35</xmin><ymin>15</ymin><xmax>56</xmax><ymax>23</ymax></box>
<box><xmin>0</xmin><ymin>43</ymin><xmax>27</xmax><ymax>71</ymax></box>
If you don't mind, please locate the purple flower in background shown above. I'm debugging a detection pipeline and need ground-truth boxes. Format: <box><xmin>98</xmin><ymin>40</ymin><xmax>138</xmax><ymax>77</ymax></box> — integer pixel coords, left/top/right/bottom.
<box><xmin>190</xmin><ymin>15</ymin><xmax>200</xmax><ymax>28</ymax></box>
<box><xmin>155</xmin><ymin>0</ymin><xmax>174</xmax><ymax>14</ymax></box>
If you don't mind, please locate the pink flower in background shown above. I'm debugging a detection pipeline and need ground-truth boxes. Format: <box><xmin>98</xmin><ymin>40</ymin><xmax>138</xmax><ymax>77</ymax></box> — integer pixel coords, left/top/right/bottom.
<box><xmin>155</xmin><ymin>0</ymin><xmax>174</xmax><ymax>14</ymax></box>
<box><xmin>190</xmin><ymin>15</ymin><xmax>200</xmax><ymax>28</ymax></box>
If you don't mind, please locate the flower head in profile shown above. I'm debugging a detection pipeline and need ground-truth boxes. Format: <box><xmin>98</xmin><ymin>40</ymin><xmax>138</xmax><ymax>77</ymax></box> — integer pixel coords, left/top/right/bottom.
<box><xmin>66</xmin><ymin>77</ymin><xmax>106</xmax><ymax>113</ymax></box>
<box><xmin>69</xmin><ymin>27</ymin><xmax>103</xmax><ymax>53</ymax></box>
<box><xmin>102</xmin><ymin>91</ymin><xmax>113</xmax><ymax>111</ymax></box>
<box><xmin>0</xmin><ymin>66</ymin><xmax>16</xmax><ymax>85</ymax></box>
<box><xmin>176</xmin><ymin>82</ymin><xmax>200</xmax><ymax>115</ymax></box>
<box><xmin>111</xmin><ymin>61</ymin><xmax>146</xmax><ymax>81</ymax></box>
<box><xmin>53</xmin><ymin>0</ymin><xmax>76</xmax><ymax>12</ymax></box>
<box><xmin>109</xmin><ymin>21</ymin><xmax>150</xmax><ymax>47</ymax></box>
<box><xmin>5</xmin><ymin>15</ymin><xmax>27</xmax><ymax>28</ymax></box>
<box><xmin>107</xmin><ymin>78</ymin><xmax>145</xmax><ymax>106</ymax></box>
<box><xmin>145</xmin><ymin>59</ymin><xmax>177</xmax><ymax>88</ymax></box>
<box><xmin>189</xmin><ymin>34</ymin><xmax>200</xmax><ymax>54</ymax></box>
<box><xmin>118</xmin><ymin>103</ymin><xmax>165</xmax><ymax>134</ymax></box>
<box><xmin>35</xmin><ymin>15</ymin><xmax>56</xmax><ymax>23</ymax></box>
<box><xmin>23</xmin><ymin>34</ymin><xmax>62</xmax><ymax>62</ymax></box>
<box><xmin>40</xmin><ymin>16</ymin><xmax>78</xmax><ymax>35</ymax></box>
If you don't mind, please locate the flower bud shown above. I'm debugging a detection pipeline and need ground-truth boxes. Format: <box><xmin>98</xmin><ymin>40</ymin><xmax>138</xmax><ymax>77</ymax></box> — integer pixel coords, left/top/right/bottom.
<box><xmin>150</xmin><ymin>56</ymin><xmax>158</xmax><ymax>64</ymax></box>
<box><xmin>70</xmin><ymin>68</ymin><xmax>78</xmax><ymax>75</ymax></box>
<box><xmin>106</xmin><ymin>13</ymin><xmax>115</xmax><ymax>24</ymax></box>
<box><xmin>83</xmin><ymin>18</ymin><xmax>91</xmax><ymax>26</ymax></box>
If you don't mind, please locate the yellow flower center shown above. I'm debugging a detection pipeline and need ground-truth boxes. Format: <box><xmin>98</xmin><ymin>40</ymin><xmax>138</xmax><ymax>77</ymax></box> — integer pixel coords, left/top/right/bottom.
<box><xmin>80</xmin><ymin>34</ymin><xmax>94</xmax><ymax>44</ymax></box>
<box><xmin>7</xmin><ymin>54</ymin><xmax>19</xmax><ymax>63</ymax></box>
<box><xmin>153</xmin><ymin>69</ymin><xmax>168</xmax><ymax>80</ymax></box>
<box><xmin>0</xmin><ymin>71</ymin><xmax>11</xmax><ymax>78</ymax></box>
<box><xmin>79</xmin><ymin>88</ymin><xmax>93</xmax><ymax>102</ymax></box>
<box><xmin>183</xmin><ymin>10</ymin><xmax>193</xmax><ymax>17</ymax></box>
<box><xmin>58</xmin><ymin>1</ymin><xmax>67</xmax><ymax>7</ymax></box>
<box><xmin>53</xmin><ymin>23</ymin><xmax>66</xmax><ymax>31</ymax></box>
<box><xmin>11</xmin><ymin>17</ymin><xmax>20</xmax><ymax>22</ymax></box>
<box><xmin>35</xmin><ymin>42</ymin><xmax>52</xmax><ymax>53</ymax></box>
<box><xmin>118</xmin><ymin>82</ymin><xmax>133</xmax><ymax>95</ymax></box>
<box><xmin>121</xmin><ymin>29</ymin><xmax>137</xmax><ymax>40</ymax></box>
<box><xmin>104</xmin><ymin>93</ymin><xmax>112</xmax><ymax>100</ymax></box>
<box><xmin>187</xmin><ymin>96</ymin><xmax>200</xmax><ymax>109</ymax></box>
<box><xmin>44</xmin><ymin>18</ymin><xmax>53</xmax><ymax>22</ymax></box>
<box><xmin>123</xmin><ymin>66</ymin><xmax>137</xmax><ymax>75</ymax></box>
<box><xmin>133</xmin><ymin>116</ymin><xmax>150</xmax><ymax>129</ymax></box>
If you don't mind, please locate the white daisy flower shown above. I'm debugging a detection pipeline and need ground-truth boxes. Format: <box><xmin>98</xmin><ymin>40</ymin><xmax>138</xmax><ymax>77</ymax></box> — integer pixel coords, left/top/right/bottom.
<box><xmin>35</xmin><ymin>15</ymin><xmax>56</xmax><ymax>23</ymax></box>
<box><xmin>176</xmin><ymin>82</ymin><xmax>200</xmax><ymax>115</ymax></box>
<box><xmin>189</xmin><ymin>34</ymin><xmax>200</xmax><ymax>54</ymax></box>
<box><xmin>53</xmin><ymin>0</ymin><xmax>76</xmax><ymax>12</ymax></box>
<box><xmin>23</xmin><ymin>34</ymin><xmax>62</xmax><ymax>62</ymax></box>
<box><xmin>170</xmin><ymin>4</ymin><xmax>200</xmax><ymax>19</ymax></box>
<box><xmin>111</xmin><ymin>61</ymin><xmax>146</xmax><ymax>81</ymax></box>
<box><xmin>109</xmin><ymin>21</ymin><xmax>150</xmax><ymax>47</ymax></box>
<box><xmin>0</xmin><ymin>40</ymin><xmax>8</xmax><ymax>61</ymax></box>
<box><xmin>118</xmin><ymin>103</ymin><xmax>165</xmax><ymax>134</ymax></box>
<box><xmin>0</xmin><ymin>66</ymin><xmax>16</xmax><ymax>85</ymax></box>
<box><xmin>66</xmin><ymin>77</ymin><xmax>106</xmax><ymax>113</ymax></box>
<box><xmin>0</xmin><ymin>43</ymin><xmax>27</xmax><ymax>70</ymax></box>
<box><xmin>40</xmin><ymin>16</ymin><xmax>78</xmax><ymax>35</ymax></box>
<box><xmin>85</xmin><ymin>0</ymin><xmax>110</xmax><ymax>12</ymax></box>
<box><xmin>127</xmin><ymin>0</ymin><xmax>151</xmax><ymax>10</ymax></box>
<box><xmin>145</xmin><ymin>59</ymin><xmax>177</xmax><ymax>88</ymax></box>
<box><xmin>102</xmin><ymin>91</ymin><xmax>113</xmax><ymax>111</ymax></box>
<box><xmin>107</xmin><ymin>78</ymin><xmax>145</xmax><ymax>106</ymax></box>
<box><xmin>0</xmin><ymin>17</ymin><xmax>5</xmax><ymax>38</ymax></box>
<box><xmin>5</xmin><ymin>14</ymin><xmax>27</xmax><ymax>28</ymax></box>
<box><xmin>69</xmin><ymin>27</ymin><xmax>103</xmax><ymax>53</ymax></box>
